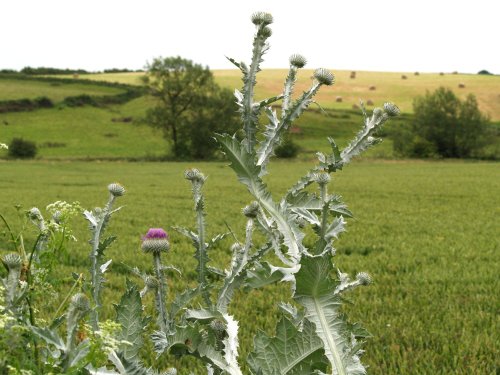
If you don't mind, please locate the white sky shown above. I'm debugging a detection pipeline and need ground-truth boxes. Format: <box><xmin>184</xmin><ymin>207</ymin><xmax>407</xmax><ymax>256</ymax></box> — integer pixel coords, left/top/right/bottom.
<box><xmin>2</xmin><ymin>0</ymin><xmax>499</xmax><ymax>74</ymax></box>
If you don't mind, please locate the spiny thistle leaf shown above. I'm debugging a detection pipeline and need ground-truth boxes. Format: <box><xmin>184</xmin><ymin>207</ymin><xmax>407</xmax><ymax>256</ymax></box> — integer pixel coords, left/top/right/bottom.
<box><xmin>248</xmin><ymin>317</ymin><xmax>328</xmax><ymax>375</ymax></box>
<box><xmin>294</xmin><ymin>256</ymin><xmax>367</xmax><ymax>375</ymax></box>
<box><xmin>216</xmin><ymin>134</ymin><xmax>305</xmax><ymax>263</ymax></box>
<box><xmin>114</xmin><ymin>280</ymin><xmax>149</xmax><ymax>361</ymax></box>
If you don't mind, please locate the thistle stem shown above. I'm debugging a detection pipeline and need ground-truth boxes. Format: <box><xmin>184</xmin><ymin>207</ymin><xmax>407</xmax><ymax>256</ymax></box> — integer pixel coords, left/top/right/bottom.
<box><xmin>153</xmin><ymin>253</ymin><xmax>168</xmax><ymax>332</ymax></box>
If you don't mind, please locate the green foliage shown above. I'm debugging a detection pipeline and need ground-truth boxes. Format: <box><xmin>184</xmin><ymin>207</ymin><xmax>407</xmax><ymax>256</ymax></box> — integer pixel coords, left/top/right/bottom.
<box><xmin>477</xmin><ymin>69</ymin><xmax>493</xmax><ymax>75</ymax></box>
<box><xmin>393</xmin><ymin>87</ymin><xmax>491</xmax><ymax>158</ymax></box>
<box><xmin>274</xmin><ymin>136</ymin><xmax>300</xmax><ymax>159</ymax></box>
<box><xmin>8</xmin><ymin>138</ymin><xmax>37</xmax><ymax>159</ymax></box>
<box><xmin>142</xmin><ymin>56</ymin><xmax>239</xmax><ymax>159</ymax></box>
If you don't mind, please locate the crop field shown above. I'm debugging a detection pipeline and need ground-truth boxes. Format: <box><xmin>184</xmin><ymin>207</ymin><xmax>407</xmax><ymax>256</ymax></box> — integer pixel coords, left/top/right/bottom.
<box><xmin>0</xmin><ymin>160</ymin><xmax>498</xmax><ymax>374</ymax></box>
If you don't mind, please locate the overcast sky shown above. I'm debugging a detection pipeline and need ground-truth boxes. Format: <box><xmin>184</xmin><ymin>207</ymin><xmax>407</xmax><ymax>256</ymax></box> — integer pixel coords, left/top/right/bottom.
<box><xmin>2</xmin><ymin>0</ymin><xmax>499</xmax><ymax>74</ymax></box>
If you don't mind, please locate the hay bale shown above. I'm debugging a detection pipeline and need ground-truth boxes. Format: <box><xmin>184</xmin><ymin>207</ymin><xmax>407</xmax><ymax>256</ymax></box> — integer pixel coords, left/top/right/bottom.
<box><xmin>335</xmin><ymin>96</ymin><xmax>342</xmax><ymax>102</ymax></box>
<box><xmin>366</xmin><ymin>100</ymin><xmax>374</xmax><ymax>106</ymax></box>
<box><xmin>369</xmin><ymin>86</ymin><xmax>376</xmax><ymax>91</ymax></box>
<box><xmin>401</xmin><ymin>75</ymin><xmax>408</xmax><ymax>80</ymax></box>
<box><xmin>414</xmin><ymin>71</ymin><xmax>420</xmax><ymax>76</ymax></box>
<box><xmin>439</xmin><ymin>72</ymin><xmax>444</xmax><ymax>76</ymax></box>
<box><xmin>350</xmin><ymin>71</ymin><xmax>356</xmax><ymax>79</ymax></box>
<box><xmin>72</xmin><ymin>73</ymin><xmax>79</xmax><ymax>79</ymax></box>
<box><xmin>352</xmin><ymin>104</ymin><xmax>359</xmax><ymax>110</ymax></box>
<box><xmin>458</xmin><ymin>83</ymin><xmax>465</xmax><ymax>88</ymax></box>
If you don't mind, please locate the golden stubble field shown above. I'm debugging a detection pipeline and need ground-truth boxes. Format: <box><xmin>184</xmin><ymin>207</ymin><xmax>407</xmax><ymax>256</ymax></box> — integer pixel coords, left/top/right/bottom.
<box><xmin>80</xmin><ymin>69</ymin><xmax>500</xmax><ymax>121</ymax></box>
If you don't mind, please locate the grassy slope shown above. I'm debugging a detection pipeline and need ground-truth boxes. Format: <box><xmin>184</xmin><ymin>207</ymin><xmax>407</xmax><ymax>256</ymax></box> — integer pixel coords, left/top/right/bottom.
<box><xmin>0</xmin><ymin>78</ymin><xmax>123</xmax><ymax>102</ymax></box>
<box><xmin>0</xmin><ymin>160</ymin><xmax>498</xmax><ymax>374</ymax></box>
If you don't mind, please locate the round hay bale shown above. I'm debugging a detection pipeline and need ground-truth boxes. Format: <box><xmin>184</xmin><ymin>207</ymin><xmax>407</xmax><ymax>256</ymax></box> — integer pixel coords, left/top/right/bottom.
<box><xmin>401</xmin><ymin>75</ymin><xmax>408</xmax><ymax>80</ymax></box>
<box><xmin>350</xmin><ymin>71</ymin><xmax>356</xmax><ymax>79</ymax></box>
<box><xmin>369</xmin><ymin>86</ymin><xmax>376</xmax><ymax>91</ymax></box>
<box><xmin>414</xmin><ymin>71</ymin><xmax>420</xmax><ymax>76</ymax></box>
<box><xmin>335</xmin><ymin>96</ymin><xmax>343</xmax><ymax>102</ymax></box>
<box><xmin>439</xmin><ymin>72</ymin><xmax>444</xmax><ymax>76</ymax></box>
<box><xmin>458</xmin><ymin>83</ymin><xmax>465</xmax><ymax>88</ymax></box>
<box><xmin>352</xmin><ymin>104</ymin><xmax>359</xmax><ymax>110</ymax></box>
<box><xmin>366</xmin><ymin>99</ymin><xmax>374</xmax><ymax>106</ymax></box>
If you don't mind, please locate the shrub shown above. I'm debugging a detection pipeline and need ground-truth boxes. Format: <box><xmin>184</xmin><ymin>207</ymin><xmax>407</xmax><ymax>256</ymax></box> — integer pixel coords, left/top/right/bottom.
<box><xmin>275</xmin><ymin>136</ymin><xmax>300</xmax><ymax>158</ymax></box>
<box><xmin>7</xmin><ymin>138</ymin><xmax>37</xmax><ymax>159</ymax></box>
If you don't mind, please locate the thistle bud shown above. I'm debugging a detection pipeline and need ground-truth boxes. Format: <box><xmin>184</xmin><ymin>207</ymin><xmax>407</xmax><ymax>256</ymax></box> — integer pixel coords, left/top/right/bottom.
<box><xmin>295</xmin><ymin>216</ymin><xmax>307</xmax><ymax>229</ymax></box>
<box><xmin>184</xmin><ymin>168</ymin><xmax>206</xmax><ymax>184</ymax></box>
<box><xmin>289</xmin><ymin>54</ymin><xmax>307</xmax><ymax>68</ymax></box>
<box><xmin>243</xmin><ymin>201</ymin><xmax>260</xmax><ymax>218</ymax></box>
<box><xmin>313</xmin><ymin>68</ymin><xmax>335</xmax><ymax>86</ymax></box>
<box><xmin>312</xmin><ymin>172</ymin><xmax>331</xmax><ymax>185</ymax></box>
<box><xmin>251</xmin><ymin>11</ymin><xmax>273</xmax><ymax>26</ymax></box>
<box><xmin>141</xmin><ymin>228</ymin><xmax>170</xmax><ymax>254</ymax></box>
<box><xmin>260</xmin><ymin>26</ymin><xmax>272</xmax><ymax>38</ymax></box>
<box><xmin>108</xmin><ymin>183</ymin><xmax>125</xmax><ymax>197</ymax></box>
<box><xmin>383</xmin><ymin>102</ymin><xmax>400</xmax><ymax>117</ymax></box>
<box><xmin>2</xmin><ymin>253</ymin><xmax>22</xmax><ymax>271</ymax></box>
<box><xmin>356</xmin><ymin>272</ymin><xmax>372</xmax><ymax>286</ymax></box>
<box><xmin>70</xmin><ymin>293</ymin><xmax>90</xmax><ymax>312</ymax></box>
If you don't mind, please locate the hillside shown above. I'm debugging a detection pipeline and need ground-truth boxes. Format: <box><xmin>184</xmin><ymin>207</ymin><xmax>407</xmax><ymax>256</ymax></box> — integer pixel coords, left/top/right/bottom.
<box><xmin>64</xmin><ymin>69</ymin><xmax>500</xmax><ymax>121</ymax></box>
<box><xmin>0</xmin><ymin>70</ymin><xmax>498</xmax><ymax>160</ymax></box>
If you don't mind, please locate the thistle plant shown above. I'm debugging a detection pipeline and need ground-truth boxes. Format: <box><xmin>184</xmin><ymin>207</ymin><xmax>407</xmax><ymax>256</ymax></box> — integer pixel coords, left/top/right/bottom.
<box><xmin>0</xmin><ymin>11</ymin><xmax>399</xmax><ymax>375</ymax></box>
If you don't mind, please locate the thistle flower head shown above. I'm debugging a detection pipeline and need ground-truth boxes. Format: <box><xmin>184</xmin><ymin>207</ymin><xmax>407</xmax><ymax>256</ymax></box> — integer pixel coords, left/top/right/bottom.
<box><xmin>251</xmin><ymin>11</ymin><xmax>273</xmax><ymax>26</ymax></box>
<box><xmin>141</xmin><ymin>228</ymin><xmax>170</xmax><ymax>254</ymax></box>
<box><xmin>243</xmin><ymin>201</ymin><xmax>260</xmax><ymax>218</ymax></box>
<box><xmin>2</xmin><ymin>253</ymin><xmax>22</xmax><ymax>271</ymax></box>
<box><xmin>312</xmin><ymin>172</ymin><xmax>331</xmax><ymax>185</ymax></box>
<box><xmin>313</xmin><ymin>68</ymin><xmax>335</xmax><ymax>86</ymax></box>
<box><xmin>260</xmin><ymin>26</ymin><xmax>272</xmax><ymax>38</ymax></box>
<box><xmin>356</xmin><ymin>272</ymin><xmax>373</xmax><ymax>286</ymax></box>
<box><xmin>108</xmin><ymin>183</ymin><xmax>125</xmax><ymax>197</ymax></box>
<box><xmin>70</xmin><ymin>293</ymin><xmax>90</xmax><ymax>312</ymax></box>
<box><xmin>184</xmin><ymin>168</ymin><xmax>206</xmax><ymax>184</ymax></box>
<box><xmin>295</xmin><ymin>216</ymin><xmax>307</xmax><ymax>229</ymax></box>
<box><xmin>383</xmin><ymin>102</ymin><xmax>400</xmax><ymax>117</ymax></box>
<box><xmin>289</xmin><ymin>54</ymin><xmax>307</xmax><ymax>68</ymax></box>
<box><xmin>210</xmin><ymin>319</ymin><xmax>226</xmax><ymax>332</ymax></box>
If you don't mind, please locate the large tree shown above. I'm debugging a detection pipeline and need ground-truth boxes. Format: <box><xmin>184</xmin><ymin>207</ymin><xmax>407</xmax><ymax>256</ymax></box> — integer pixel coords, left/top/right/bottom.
<box><xmin>142</xmin><ymin>56</ymin><xmax>239</xmax><ymax>158</ymax></box>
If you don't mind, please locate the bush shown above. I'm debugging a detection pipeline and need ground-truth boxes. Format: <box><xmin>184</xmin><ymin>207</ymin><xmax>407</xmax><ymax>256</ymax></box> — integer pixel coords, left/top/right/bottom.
<box><xmin>392</xmin><ymin>87</ymin><xmax>490</xmax><ymax>158</ymax></box>
<box><xmin>275</xmin><ymin>136</ymin><xmax>300</xmax><ymax>158</ymax></box>
<box><xmin>477</xmin><ymin>70</ymin><xmax>493</xmax><ymax>75</ymax></box>
<box><xmin>8</xmin><ymin>138</ymin><xmax>37</xmax><ymax>159</ymax></box>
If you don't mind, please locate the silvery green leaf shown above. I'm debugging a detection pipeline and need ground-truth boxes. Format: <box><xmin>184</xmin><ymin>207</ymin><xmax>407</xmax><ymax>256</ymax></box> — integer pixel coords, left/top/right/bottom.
<box><xmin>217</xmin><ymin>134</ymin><xmax>304</xmax><ymax>263</ymax></box>
<box><xmin>245</xmin><ymin>262</ymin><xmax>286</xmax><ymax>289</ymax></box>
<box><xmin>114</xmin><ymin>280</ymin><xmax>149</xmax><ymax>361</ymax></box>
<box><xmin>100</xmin><ymin>259</ymin><xmax>112</xmax><ymax>274</ymax></box>
<box><xmin>30</xmin><ymin>326</ymin><xmax>65</xmax><ymax>351</ymax></box>
<box><xmin>248</xmin><ymin>317</ymin><xmax>328</xmax><ymax>375</ymax></box>
<box><xmin>293</xmin><ymin>208</ymin><xmax>320</xmax><ymax>226</ymax></box>
<box><xmin>83</xmin><ymin>210</ymin><xmax>97</xmax><ymax>227</ymax></box>
<box><xmin>185</xmin><ymin>308</ymin><xmax>221</xmax><ymax>321</ymax></box>
<box><xmin>295</xmin><ymin>256</ymin><xmax>367</xmax><ymax>375</ymax></box>
<box><xmin>170</xmin><ymin>287</ymin><xmax>201</xmax><ymax>318</ymax></box>
<box><xmin>108</xmin><ymin>350</ymin><xmax>157</xmax><ymax>375</ymax></box>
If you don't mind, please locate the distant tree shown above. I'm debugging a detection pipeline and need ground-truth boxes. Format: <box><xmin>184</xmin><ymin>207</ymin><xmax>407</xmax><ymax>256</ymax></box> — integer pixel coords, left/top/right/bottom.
<box><xmin>477</xmin><ymin>70</ymin><xmax>493</xmax><ymax>75</ymax></box>
<box><xmin>142</xmin><ymin>56</ymin><xmax>239</xmax><ymax>159</ymax></box>
<box><xmin>393</xmin><ymin>87</ymin><xmax>489</xmax><ymax>158</ymax></box>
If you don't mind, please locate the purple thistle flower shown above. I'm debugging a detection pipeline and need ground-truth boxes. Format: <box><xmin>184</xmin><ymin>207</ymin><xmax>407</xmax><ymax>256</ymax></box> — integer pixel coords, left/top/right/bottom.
<box><xmin>143</xmin><ymin>228</ymin><xmax>169</xmax><ymax>240</ymax></box>
<box><xmin>142</xmin><ymin>228</ymin><xmax>170</xmax><ymax>254</ymax></box>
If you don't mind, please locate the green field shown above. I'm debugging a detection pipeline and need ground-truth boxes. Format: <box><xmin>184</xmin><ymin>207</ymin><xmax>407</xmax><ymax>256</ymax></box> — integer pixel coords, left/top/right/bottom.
<box><xmin>0</xmin><ymin>78</ymin><xmax>124</xmax><ymax>102</ymax></box>
<box><xmin>0</xmin><ymin>160</ymin><xmax>498</xmax><ymax>374</ymax></box>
